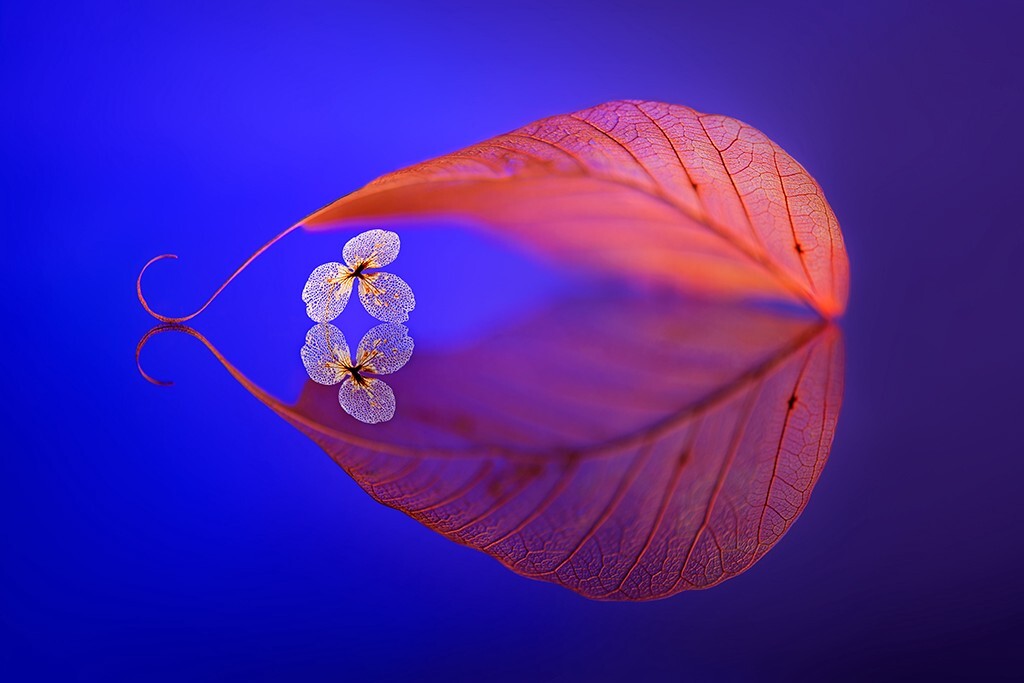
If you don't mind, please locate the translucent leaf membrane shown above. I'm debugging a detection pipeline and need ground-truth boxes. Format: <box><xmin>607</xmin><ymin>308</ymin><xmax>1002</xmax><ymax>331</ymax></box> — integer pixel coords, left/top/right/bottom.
<box><xmin>339</xmin><ymin>377</ymin><xmax>396</xmax><ymax>425</ymax></box>
<box><xmin>138</xmin><ymin>100</ymin><xmax>847</xmax><ymax>326</ymax></box>
<box><xmin>157</xmin><ymin>291</ymin><xmax>844</xmax><ymax>601</ymax></box>
<box><xmin>300</xmin><ymin>100</ymin><xmax>849</xmax><ymax>318</ymax></box>
<box><xmin>302</xmin><ymin>262</ymin><xmax>352</xmax><ymax>323</ymax></box>
<box><xmin>343</xmin><ymin>228</ymin><xmax>401</xmax><ymax>269</ymax></box>
<box><xmin>137</xmin><ymin>99</ymin><xmax>850</xmax><ymax>598</ymax></box>
<box><xmin>358</xmin><ymin>272</ymin><xmax>416</xmax><ymax>323</ymax></box>
<box><xmin>356</xmin><ymin>323</ymin><xmax>414</xmax><ymax>375</ymax></box>
<box><xmin>300</xmin><ymin>323</ymin><xmax>350</xmax><ymax>386</ymax></box>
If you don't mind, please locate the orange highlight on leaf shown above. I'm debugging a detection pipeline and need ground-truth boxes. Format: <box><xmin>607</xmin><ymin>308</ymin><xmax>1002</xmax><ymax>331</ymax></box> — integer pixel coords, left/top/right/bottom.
<box><xmin>303</xmin><ymin>100</ymin><xmax>849</xmax><ymax>318</ymax></box>
<box><xmin>138</xmin><ymin>100</ymin><xmax>849</xmax><ymax>323</ymax></box>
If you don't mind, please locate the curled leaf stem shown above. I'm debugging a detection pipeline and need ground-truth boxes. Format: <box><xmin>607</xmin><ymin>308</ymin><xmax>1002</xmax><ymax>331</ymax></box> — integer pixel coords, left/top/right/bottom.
<box><xmin>137</xmin><ymin>222</ymin><xmax>303</xmax><ymax>323</ymax></box>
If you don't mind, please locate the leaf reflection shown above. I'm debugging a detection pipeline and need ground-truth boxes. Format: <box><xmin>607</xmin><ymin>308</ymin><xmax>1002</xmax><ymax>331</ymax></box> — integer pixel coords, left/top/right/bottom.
<box><xmin>138</xmin><ymin>294</ymin><xmax>843</xmax><ymax>601</ymax></box>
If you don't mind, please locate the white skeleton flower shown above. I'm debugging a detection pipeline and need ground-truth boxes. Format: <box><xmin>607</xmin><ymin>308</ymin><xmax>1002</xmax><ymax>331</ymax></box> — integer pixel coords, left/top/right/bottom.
<box><xmin>300</xmin><ymin>322</ymin><xmax>414</xmax><ymax>424</ymax></box>
<box><xmin>302</xmin><ymin>229</ymin><xmax>416</xmax><ymax>323</ymax></box>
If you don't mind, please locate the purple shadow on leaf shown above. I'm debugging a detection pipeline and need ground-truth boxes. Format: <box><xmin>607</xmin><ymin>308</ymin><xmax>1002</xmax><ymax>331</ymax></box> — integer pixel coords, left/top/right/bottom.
<box><xmin>138</xmin><ymin>292</ymin><xmax>843</xmax><ymax>601</ymax></box>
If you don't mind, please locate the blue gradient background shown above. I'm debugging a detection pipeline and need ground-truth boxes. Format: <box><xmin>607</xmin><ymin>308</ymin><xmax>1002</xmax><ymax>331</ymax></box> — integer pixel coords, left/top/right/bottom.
<box><xmin>3</xmin><ymin>1</ymin><xmax>1023</xmax><ymax>681</ymax></box>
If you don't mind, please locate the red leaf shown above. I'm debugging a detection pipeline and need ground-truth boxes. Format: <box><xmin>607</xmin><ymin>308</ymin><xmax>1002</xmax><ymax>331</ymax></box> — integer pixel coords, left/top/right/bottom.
<box><xmin>303</xmin><ymin>100</ymin><xmax>849</xmax><ymax>317</ymax></box>
<box><xmin>139</xmin><ymin>295</ymin><xmax>844</xmax><ymax>600</ymax></box>
<box><xmin>137</xmin><ymin>99</ymin><xmax>848</xmax><ymax>598</ymax></box>
<box><xmin>139</xmin><ymin>100</ymin><xmax>848</xmax><ymax>324</ymax></box>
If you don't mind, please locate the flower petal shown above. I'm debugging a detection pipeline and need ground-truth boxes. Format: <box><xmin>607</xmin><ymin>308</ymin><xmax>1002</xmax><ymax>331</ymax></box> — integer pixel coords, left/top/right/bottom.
<box><xmin>358</xmin><ymin>272</ymin><xmax>415</xmax><ymax>323</ymax></box>
<box><xmin>302</xmin><ymin>262</ymin><xmax>352</xmax><ymax>322</ymax></box>
<box><xmin>342</xmin><ymin>229</ymin><xmax>401</xmax><ymax>269</ymax></box>
<box><xmin>301</xmin><ymin>323</ymin><xmax>350</xmax><ymax>385</ymax></box>
<box><xmin>357</xmin><ymin>323</ymin><xmax>414</xmax><ymax>375</ymax></box>
<box><xmin>338</xmin><ymin>376</ymin><xmax>396</xmax><ymax>424</ymax></box>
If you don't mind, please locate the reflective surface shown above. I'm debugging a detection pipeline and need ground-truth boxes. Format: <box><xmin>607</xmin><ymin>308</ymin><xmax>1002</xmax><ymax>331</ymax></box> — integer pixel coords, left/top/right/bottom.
<box><xmin>139</xmin><ymin>294</ymin><xmax>843</xmax><ymax>600</ymax></box>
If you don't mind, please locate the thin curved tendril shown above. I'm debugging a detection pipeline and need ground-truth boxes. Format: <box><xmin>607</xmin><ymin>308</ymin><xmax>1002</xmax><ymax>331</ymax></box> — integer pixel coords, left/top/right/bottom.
<box><xmin>135</xmin><ymin>323</ymin><xmax>200</xmax><ymax>386</ymax></box>
<box><xmin>137</xmin><ymin>222</ymin><xmax>303</xmax><ymax>323</ymax></box>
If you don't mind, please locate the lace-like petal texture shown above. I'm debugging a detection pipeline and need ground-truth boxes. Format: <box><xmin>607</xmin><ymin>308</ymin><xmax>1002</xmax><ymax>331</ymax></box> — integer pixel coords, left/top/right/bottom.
<box><xmin>300</xmin><ymin>322</ymin><xmax>414</xmax><ymax>424</ymax></box>
<box><xmin>301</xmin><ymin>323</ymin><xmax>351</xmax><ymax>386</ymax></box>
<box><xmin>302</xmin><ymin>262</ymin><xmax>353</xmax><ymax>323</ymax></box>
<box><xmin>356</xmin><ymin>323</ymin><xmax>414</xmax><ymax>375</ymax></box>
<box><xmin>343</xmin><ymin>229</ymin><xmax>401</xmax><ymax>269</ymax></box>
<box><xmin>358</xmin><ymin>272</ymin><xmax>416</xmax><ymax>323</ymax></box>
<box><xmin>303</xmin><ymin>230</ymin><xmax>415</xmax><ymax>323</ymax></box>
<box><xmin>338</xmin><ymin>377</ymin><xmax>396</xmax><ymax>424</ymax></box>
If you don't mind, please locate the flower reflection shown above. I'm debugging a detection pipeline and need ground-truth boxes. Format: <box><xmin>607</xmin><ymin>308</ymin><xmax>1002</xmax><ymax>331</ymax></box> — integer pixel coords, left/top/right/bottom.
<box><xmin>300</xmin><ymin>322</ymin><xmax>414</xmax><ymax>424</ymax></box>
